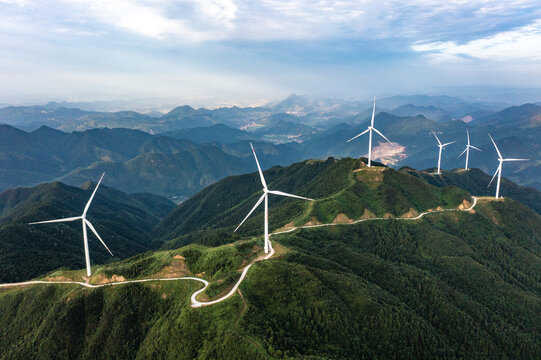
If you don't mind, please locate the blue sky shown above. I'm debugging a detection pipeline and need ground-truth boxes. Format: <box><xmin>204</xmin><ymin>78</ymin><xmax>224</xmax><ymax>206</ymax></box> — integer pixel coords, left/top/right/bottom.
<box><xmin>1</xmin><ymin>0</ymin><xmax>541</xmax><ymax>107</ymax></box>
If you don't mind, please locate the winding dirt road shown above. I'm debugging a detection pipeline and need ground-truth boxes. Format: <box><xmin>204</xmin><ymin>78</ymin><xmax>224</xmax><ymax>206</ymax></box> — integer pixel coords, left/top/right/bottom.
<box><xmin>0</xmin><ymin>197</ymin><xmax>479</xmax><ymax>308</ymax></box>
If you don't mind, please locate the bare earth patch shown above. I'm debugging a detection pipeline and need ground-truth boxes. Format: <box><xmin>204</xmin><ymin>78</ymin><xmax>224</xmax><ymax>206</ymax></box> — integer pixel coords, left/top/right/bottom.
<box><xmin>45</xmin><ymin>276</ymin><xmax>72</xmax><ymax>282</ymax></box>
<box><xmin>275</xmin><ymin>221</ymin><xmax>296</xmax><ymax>232</ymax></box>
<box><xmin>95</xmin><ymin>274</ymin><xmax>126</xmax><ymax>284</ymax></box>
<box><xmin>242</xmin><ymin>245</ymin><xmax>263</xmax><ymax>265</ymax></box>
<box><xmin>383</xmin><ymin>213</ymin><xmax>393</xmax><ymax>219</ymax></box>
<box><xmin>436</xmin><ymin>206</ymin><xmax>444</xmax><ymax>211</ymax></box>
<box><xmin>360</xmin><ymin>209</ymin><xmax>376</xmax><ymax>219</ymax></box>
<box><xmin>370</xmin><ymin>142</ymin><xmax>407</xmax><ymax>166</ymax></box>
<box><xmin>305</xmin><ymin>217</ymin><xmax>322</xmax><ymax>226</ymax></box>
<box><xmin>458</xmin><ymin>199</ymin><xmax>473</xmax><ymax>213</ymax></box>
<box><xmin>401</xmin><ymin>208</ymin><xmax>419</xmax><ymax>218</ymax></box>
<box><xmin>154</xmin><ymin>257</ymin><xmax>191</xmax><ymax>278</ymax></box>
<box><xmin>332</xmin><ymin>213</ymin><xmax>354</xmax><ymax>224</ymax></box>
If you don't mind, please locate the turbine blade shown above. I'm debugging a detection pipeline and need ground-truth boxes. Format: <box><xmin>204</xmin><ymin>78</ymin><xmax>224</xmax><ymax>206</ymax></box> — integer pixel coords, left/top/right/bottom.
<box><xmin>83</xmin><ymin>173</ymin><xmax>105</xmax><ymax>216</ymax></box>
<box><xmin>457</xmin><ymin>148</ymin><xmax>467</xmax><ymax>158</ymax></box>
<box><xmin>470</xmin><ymin>145</ymin><xmax>482</xmax><ymax>151</ymax></box>
<box><xmin>443</xmin><ymin>141</ymin><xmax>455</xmax><ymax>147</ymax></box>
<box><xmin>432</xmin><ymin>131</ymin><xmax>441</xmax><ymax>145</ymax></box>
<box><xmin>370</xmin><ymin>97</ymin><xmax>376</xmax><ymax>127</ymax></box>
<box><xmin>268</xmin><ymin>190</ymin><xmax>314</xmax><ymax>201</ymax></box>
<box><xmin>29</xmin><ymin>216</ymin><xmax>82</xmax><ymax>225</ymax></box>
<box><xmin>487</xmin><ymin>165</ymin><xmax>501</xmax><ymax>188</ymax></box>
<box><xmin>346</xmin><ymin>128</ymin><xmax>370</xmax><ymax>142</ymax></box>
<box><xmin>503</xmin><ymin>158</ymin><xmax>529</xmax><ymax>162</ymax></box>
<box><xmin>250</xmin><ymin>143</ymin><xmax>267</xmax><ymax>189</ymax></box>
<box><xmin>372</xmin><ymin>127</ymin><xmax>390</xmax><ymax>142</ymax></box>
<box><xmin>234</xmin><ymin>194</ymin><xmax>266</xmax><ymax>232</ymax></box>
<box><xmin>488</xmin><ymin>133</ymin><xmax>502</xmax><ymax>159</ymax></box>
<box><xmin>84</xmin><ymin>219</ymin><xmax>113</xmax><ymax>256</ymax></box>
<box><xmin>466</xmin><ymin>129</ymin><xmax>470</xmax><ymax>145</ymax></box>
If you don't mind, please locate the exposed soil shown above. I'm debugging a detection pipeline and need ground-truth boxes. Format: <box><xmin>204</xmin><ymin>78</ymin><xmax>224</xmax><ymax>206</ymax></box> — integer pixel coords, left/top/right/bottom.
<box><xmin>360</xmin><ymin>209</ymin><xmax>376</xmax><ymax>219</ymax></box>
<box><xmin>275</xmin><ymin>221</ymin><xmax>296</xmax><ymax>232</ymax></box>
<box><xmin>332</xmin><ymin>213</ymin><xmax>354</xmax><ymax>224</ymax></box>
<box><xmin>304</xmin><ymin>217</ymin><xmax>322</xmax><ymax>226</ymax></box>
<box><xmin>401</xmin><ymin>208</ymin><xmax>419</xmax><ymax>218</ymax></box>
<box><xmin>45</xmin><ymin>276</ymin><xmax>72</xmax><ymax>282</ymax></box>
<box><xmin>154</xmin><ymin>257</ymin><xmax>191</xmax><ymax>278</ymax></box>
<box><xmin>93</xmin><ymin>274</ymin><xmax>126</xmax><ymax>285</ymax></box>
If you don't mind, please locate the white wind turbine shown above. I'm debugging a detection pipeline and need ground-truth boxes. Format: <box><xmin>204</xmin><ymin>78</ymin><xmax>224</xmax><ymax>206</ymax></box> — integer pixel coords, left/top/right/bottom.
<box><xmin>234</xmin><ymin>143</ymin><xmax>313</xmax><ymax>253</ymax></box>
<box><xmin>432</xmin><ymin>131</ymin><xmax>455</xmax><ymax>174</ymax></box>
<box><xmin>457</xmin><ymin>129</ymin><xmax>482</xmax><ymax>170</ymax></box>
<box><xmin>347</xmin><ymin>97</ymin><xmax>390</xmax><ymax>167</ymax></box>
<box><xmin>29</xmin><ymin>173</ymin><xmax>113</xmax><ymax>277</ymax></box>
<box><xmin>487</xmin><ymin>134</ymin><xmax>528</xmax><ymax>199</ymax></box>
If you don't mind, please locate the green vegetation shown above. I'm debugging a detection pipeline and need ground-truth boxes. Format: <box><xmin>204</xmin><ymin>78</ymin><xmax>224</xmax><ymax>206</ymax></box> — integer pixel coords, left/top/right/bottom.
<box><xmin>0</xmin><ymin>197</ymin><xmax>539</xmax><ymax>359</ymax></box>
<box><xmin>0</xmin><ymin>181</ymin><xmax>175</xmax><ymax>283</ymax></box>
<box><xmin>403</xmin><ymin>167</ymin><xmax>541</xmax><ymax>214</ymax></box>
<box><xmin>155</xmin><ymin>157</ymin><xmax>469</xmax><ymax>245</ymax></box>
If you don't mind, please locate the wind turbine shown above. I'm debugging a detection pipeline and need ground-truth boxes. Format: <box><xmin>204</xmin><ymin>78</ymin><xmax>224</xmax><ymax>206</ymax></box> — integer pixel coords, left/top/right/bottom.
<box><xmin>432</xmin><ymin>131</ymin><xmax>455</xmax><ymax>174</ymax></box>
<box><xmin>234</xmin><ymin>143</ymin><xmax>313</xmax><ymax>253</ymax></box>
<box><xmin>457</xmin><ymin>129</ymin><xmax>482</xmax><ymax>170</ymax></box>
<box><xmin>487</xmin><ymin>134</ymin><xmax>528</xmax><ymax>199</ymax></box>
<box><xmin>347</xmin><ymin>97</ymin><xmax>390</xmax><ymax>167</ymax></box>
<box><xmin>29</xmin><ymin>173</ymin><xmax>113</xmax><ymax>277</ymax></box>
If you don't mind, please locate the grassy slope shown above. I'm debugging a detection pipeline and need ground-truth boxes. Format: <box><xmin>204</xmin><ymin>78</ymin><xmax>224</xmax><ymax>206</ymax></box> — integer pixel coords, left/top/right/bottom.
<box><xmin>402</xmin><ymin>167</ymin><xmax>541</xmax><ymax>214</ymax></box>
<box><xmin>0</xmin><ymin>198</ymin><xmax>540</xmax><ymax>359</ymax></box>
<box><xmin>156</xmin><ymin>157</ymin><xmax>469</xmax><ymax>248</ymax></box>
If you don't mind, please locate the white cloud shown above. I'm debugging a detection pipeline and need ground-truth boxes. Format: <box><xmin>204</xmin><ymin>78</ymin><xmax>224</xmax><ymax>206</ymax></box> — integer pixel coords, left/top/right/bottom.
<box><xmin>412</xmin><ymin>19</ymin><xmax>541</xmax><ymax>62</ymax></box>
<box><xmin>3</xmin><ymin>0</ymin><xmax>540</xmax><ymax>42</ymax></box>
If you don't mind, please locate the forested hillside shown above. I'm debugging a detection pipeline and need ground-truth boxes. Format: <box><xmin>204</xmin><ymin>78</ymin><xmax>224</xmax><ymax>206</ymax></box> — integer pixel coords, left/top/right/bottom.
<box><xmin>154</xmin><ymin>157</ymin><xmax>470</xmax><ymax>246</ymax></box>
<box><xmin>0</xmin><ymin>181</ymin><xmax>174</xmax><ymax>282</ymax></box>
<box><xmin>0</xmin><ymin>197</ymin><xmax>539</xmax><ymax>359</ymax></box>
<box><xmin>402</xmin><ymin>167</ymin><xmax>541</xmax><ymax>214</ymax></box>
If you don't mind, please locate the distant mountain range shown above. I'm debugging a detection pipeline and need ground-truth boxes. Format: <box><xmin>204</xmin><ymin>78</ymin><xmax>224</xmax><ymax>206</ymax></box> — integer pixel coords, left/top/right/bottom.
<box><xmin>0</xmin><ymin>95</ymin><xmax>539</xmax><ymax>196</ymax></box>
<box><xmin>0</xmin><ymin>93</ymin><xmax>512</xmax><ymax>133</ymax></box>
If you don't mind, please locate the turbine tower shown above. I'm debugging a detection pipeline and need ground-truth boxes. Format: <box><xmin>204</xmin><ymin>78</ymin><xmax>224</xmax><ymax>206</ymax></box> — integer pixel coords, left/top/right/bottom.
<box><xmin>432</xmin><ymin>131</ymin><xmax>455</xmax><ymax>174</ymax></box>
<box><xmin>234</xmin><ymin>143</ymin><xmax>313</xmax><ymax>253</ymax></box>
<box><xmin>457</xmin><ymin>129</ymin><xmax>482</xmax><ymax>170</ymax></box>
<box><xmin>347</xmin><ymin>97</ymin><xmax>390</xmax><ymax>167</ymax></box>
<box><xmin>487</xmin><ymin>134</ymin><xmax>528</xmax><ymax>199</ymax></box>
<box><xmin>29</xmin><ymin>173</ymin><xmax>113</xmax><ymax>277</ymax></box>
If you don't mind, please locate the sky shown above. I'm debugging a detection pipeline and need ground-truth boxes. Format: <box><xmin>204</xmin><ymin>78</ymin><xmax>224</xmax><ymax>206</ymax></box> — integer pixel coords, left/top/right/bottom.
<box><xmin>1</xmin><ymin>0</ymin><xmax>541</xmax><ymax>107</ymax></box>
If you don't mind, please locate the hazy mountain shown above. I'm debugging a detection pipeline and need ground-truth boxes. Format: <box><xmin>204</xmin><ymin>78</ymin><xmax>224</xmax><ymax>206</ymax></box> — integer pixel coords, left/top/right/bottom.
<box><xmin>390</xmin><ymin>104</ymin><xmax>453</xmax><ymax>122</ymax></box>
<box><xmin>254</xmin><ymin>119</ymin><xmax>316</xmax><ymax>143</ymax></box>
<box><xmin>58</xmin><ymin>147</ymin><xmax>254</xmax><ymax>199</ymax></box>
<box><xmin>1</xmin><ymin>98</ymin><xmax>539</xmax><ymax>193</ymax></box>
<box><xmin>377</xmin><ymin>95</ymin><xmax>504</xmax><ymax>118</ymax></box>
<box><xmin>0</xmin><ymin>125</ymin><xmax>199</xmax><ymax>192</ymax></box>
<box><xmin>300</xmin><ymin>111</ymin><xmax>540</xmax><ymax>190</ymax></box>
<box><xmin>0</xmin><ymin>181</ymin><xmax>175</xmax><ymax>282</ymax></box>
<box><xmin>475</xmin><ymin>103</ymin><xmax>541</xmax><ymax>128</ymax></box>
<box><xmin>163</xmin><ymin>123</ymin><xmax>255</xmax><ymax>144</ymax></box>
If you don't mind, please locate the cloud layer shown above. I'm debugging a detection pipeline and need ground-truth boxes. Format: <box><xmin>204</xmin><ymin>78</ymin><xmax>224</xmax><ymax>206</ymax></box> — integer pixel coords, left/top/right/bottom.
<box><xmin>1</xmin><ymin>0</ymin><xmax>541</xmax><ymax>104</ymax></box>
